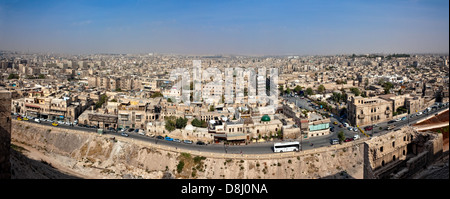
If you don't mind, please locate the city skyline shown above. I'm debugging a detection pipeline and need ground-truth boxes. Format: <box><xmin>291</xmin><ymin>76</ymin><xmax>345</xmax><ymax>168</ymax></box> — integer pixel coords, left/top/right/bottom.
<box><xmin>0</xmin><ymin>0</ymin><xmax>449</xmax><ymax>55</ymax></box>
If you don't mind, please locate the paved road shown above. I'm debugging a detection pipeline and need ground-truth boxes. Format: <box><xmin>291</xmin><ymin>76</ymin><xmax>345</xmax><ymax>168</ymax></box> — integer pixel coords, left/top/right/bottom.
<box><xmin>17</xmin><ymin>104</ymin><xmax>448</xmax><ymax>155</ymax></box>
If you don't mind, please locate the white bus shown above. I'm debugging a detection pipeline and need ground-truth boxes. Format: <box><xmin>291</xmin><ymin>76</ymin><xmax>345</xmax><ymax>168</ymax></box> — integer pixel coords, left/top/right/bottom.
<box><xmin>273</xmin><ymin>141</ymin><xmax>300</xmax><ymax>153</ymax></box>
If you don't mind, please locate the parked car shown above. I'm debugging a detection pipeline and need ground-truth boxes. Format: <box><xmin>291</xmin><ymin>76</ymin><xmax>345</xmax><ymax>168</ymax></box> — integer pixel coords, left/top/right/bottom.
<box><xmin>401</xmin><ymin>117</ymin><xmax>407</xmax><ymax>121</ymax></box>
<box><xmin>344</xmin><ymin>138</ymin><xmax>354</xmax><ymax>142</ymax></box>
<box><xmin>156</xmin><ymin>135</ymin><xmax>164</xmax><ymax>140</ymax></box>
<box><xmin>23</xmin><ymin>117</ymin><xmax>29</xmax><ymax>121</ymax></box>
<box><xmin>196</xmin><ymin>141</ymin><xmax>206</xmax><ymax>145</ymax></box>
<box><xmin>128</xmin><ymin>128</ymin><xmax>135</xmax><ymax>132</ymax></box>
<box><xmin>333</xmin><ymin>121</ymin><xmax>338</xmax><ymax>125</ymax></box>
<box><xmin>52</xmin><ymin>122</ymin><xmax>59</xmax><ymax>126</ymax></box>
<box><xmin>121</xmin><ymin>132</ymin><xmax>129</xmax><ymax>137</ymax></box>
<box><xmin>347</xmin><ymin>127</ymin><xmax>353</xmax><ymax>131</ymax></box>
<box><xmin>134</xmin><ymin>129</ymin><xmax>139</xmax><ymax>133</ymax></box>
<box><xmin>353</xmin><ymin>135</ymin><xmax>360</xmax><ymax>140</ymax></box>
<box><xmin>330</xmin><ymin>139</ymin><xmax>339</xmax><ymax>145</ymax></box>
<box><xmin>138</xmin><ymin>130</ymin><xmax>145</xmax><ymax>136</ymax></box>
<box><xmin>416</xmin><ymin>112</ymin><xmax>423</xmax><ymax>116</ymax></box>
<box><xmin>173</xmin><ymin>139</ymin><xmax>181</xmax><ymax>143</ymax></box>
<box><xmin>183</xmin><ymin>140</ymin><xmax>193</xmax><ymax>144</ymax></box>
<box><xmin>165</xmin><ymin>137</ymin><xmax>173</xmax><ymax>141</ymax></box>
<box><xmin>388</xmin><ymin>120</ymin><xmax>396</xmax><ymax>124</ymax></box>
<box><xmin>353</xmin><ymin>127</ymin><xmax>358</xmax><ymax>132</ymax></box>
<box><xmin>34</xmin><ymin>118</ymin><xmax>41</xmax><ymax>123</ymax></box>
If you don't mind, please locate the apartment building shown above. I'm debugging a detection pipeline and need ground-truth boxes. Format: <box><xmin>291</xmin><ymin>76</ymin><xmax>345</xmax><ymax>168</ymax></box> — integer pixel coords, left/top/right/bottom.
<box><xmin>347</xmin><ymin>96</ymin><xmax>393</xmax><ymax>127</ymax></box>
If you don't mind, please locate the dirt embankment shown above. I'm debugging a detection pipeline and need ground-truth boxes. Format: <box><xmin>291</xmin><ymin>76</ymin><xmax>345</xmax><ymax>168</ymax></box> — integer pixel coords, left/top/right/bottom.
<box><xmin>11</xmin><ymin>121</ymin><xmax>365</xmax><ymax>179</ymax></box>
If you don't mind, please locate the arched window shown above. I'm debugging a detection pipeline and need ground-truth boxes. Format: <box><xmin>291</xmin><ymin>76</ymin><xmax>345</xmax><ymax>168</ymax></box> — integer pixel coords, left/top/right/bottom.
<box><xmin>393</xmin><ymin>155</ymin><xmax>396</xmax><ymax>161</ymax></box>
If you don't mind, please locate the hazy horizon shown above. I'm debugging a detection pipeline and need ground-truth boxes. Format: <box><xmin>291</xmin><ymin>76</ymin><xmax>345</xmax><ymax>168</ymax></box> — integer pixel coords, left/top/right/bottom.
<box><xmin>0</xmin><ymin>0</ymin><xmax>448</xmax><ymax>55</ymax></box>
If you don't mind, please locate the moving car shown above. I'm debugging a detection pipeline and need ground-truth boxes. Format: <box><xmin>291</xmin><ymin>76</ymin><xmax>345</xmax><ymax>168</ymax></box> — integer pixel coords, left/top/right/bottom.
<box><xmin>364</xmin><ymin>126</ymin><xmax>373</xmax><ymax>131</ymax></box>
<box><xmin>173</xmin><ymin>139</ymin><xmax>181</xmax><ymax>143</ymax></box>
<box><xmin>196</xmin><ymin>141</ymin><xmax>206</xmax><ymax>145</ymax></box>
<box><xmin>353</xmin><ymin>135</ymin><xmax>360</xmax><ymax>140</ymax></box>
<box><xmin>387</xmin><ymin>125</ymin><xmax>395</xmax><ymax>130</ymax></box>
<box><xmin>183</xmin><ymin>140</ymin><xmax>193</xmax><ymax>144</ymax></box>
<box><xmin>156</xmin><ymin>135</ymin><xmax>164</xmax><ymax>140</ymax></box>
<box><xmin>52</xmin><ymin>122</ymin><xmax>58</xmax><ymax>126</ymax></box>
<box><xmin>165</xmin><ymin>137</ymin><xmax>173</xmax><ymax>141</ymax></box>
<box><xmin>34</xmin><ymin>118</ymin><xmax>41</xmax><ymax>123</ymax></box>
<box><xmin>121</xmin><ymin>132</ymin><xmax>129</xmax><ymax>137</ymax></box>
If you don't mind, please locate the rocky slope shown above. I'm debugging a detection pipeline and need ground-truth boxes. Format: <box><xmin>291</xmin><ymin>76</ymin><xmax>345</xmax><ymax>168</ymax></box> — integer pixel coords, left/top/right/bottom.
<box><xmin>12</xmin><ymin>121</ymin><xmax>364</xmax><ymax>179</ymax></box>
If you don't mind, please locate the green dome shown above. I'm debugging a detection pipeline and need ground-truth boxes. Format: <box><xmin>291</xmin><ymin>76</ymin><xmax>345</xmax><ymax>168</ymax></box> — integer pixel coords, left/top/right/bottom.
<box><xmin>261</xmin><ymin>115</ymin><xmax>271</xmax><ymax>122</ymax></box>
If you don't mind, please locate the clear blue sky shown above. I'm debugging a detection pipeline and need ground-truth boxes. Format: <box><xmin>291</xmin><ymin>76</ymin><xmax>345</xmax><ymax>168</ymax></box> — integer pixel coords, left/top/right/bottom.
<box><xmin>0</xmin><ymin>0</ymin><xmax>448</xmax><ymax>55</ymax></box>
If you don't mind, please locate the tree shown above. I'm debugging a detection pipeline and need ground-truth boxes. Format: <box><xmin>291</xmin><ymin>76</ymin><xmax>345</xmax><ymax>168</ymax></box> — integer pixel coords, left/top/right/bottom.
<box><xmin>165</xmin><ymin>119</ymin><xmax>176</xmax><ymax>132</ymax></box>
<box><xmin>383</xmin><ymin>82</ymin><xmax>394</xmax><ymax>94</ymax></box>
<box><xmin>305</xmin><ymin>87</ymin><xmax>314</xmax><ymax>96</ymax></box>
<box><xmin>294</xmin><ymin>85</ymin><xmax>303</xmax><ymax>93</ymax></box>
<box><xmin>278</xmin><ymin>85</ymin><xmax>284</xmax><ymax>95</ymax></box>
<box><xmin>285</xmin><ymin>87</ymin><xmax>291</xmax><ymax>95</ymax></box>
<box><xmin>350</xmin><ymin>87</ymin><xmax>360</xmax><ymax>96</ymax></box>
<box><xmin>209</xmin><ymin>105</ymin><xmax>215</xmax><ymax>112</ymax></box>
<box><xmin>150</xmin><ymin>91</ymin><xmax>163</xmax><ymax>98</ymax></box>
<box><xmin>331</xmin><ymin>92</ymin><xmax>342</xmax><ymax>103</ymax></box>
<box><xmin>338</xmin><ymin>131</ymin><xmax>345</xmax><ymax>143</ymax></box>
<box><xmin>7</xmin><ymin>73</ymin><xmax>19</xmax><ymax>79</ymax></box>
<box><xmin>95</xmin><ymin>94</ymin><xmax>108</xmax><ymax>109</ymax></box>
<box><xmin>318</xmin><ymin>84</ymin><xmax>325</xmax><ymax>94</ymax></box>
<box><xmin>192</xmin><ymin>118</ymin><xmax>208</xmax><ymax>128</ymax></box>
<box><xmin>175</xmin><ymin>117</ymin><xmax>188</xmax><ymax>129</ymax></box>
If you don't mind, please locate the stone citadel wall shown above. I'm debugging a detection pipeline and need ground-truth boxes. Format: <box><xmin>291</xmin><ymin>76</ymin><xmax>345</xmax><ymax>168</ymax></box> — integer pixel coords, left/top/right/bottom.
<box><xmin>11</xmin><ymin>119</ymin><xmax>444</xmax><ymax>179</ymax></box>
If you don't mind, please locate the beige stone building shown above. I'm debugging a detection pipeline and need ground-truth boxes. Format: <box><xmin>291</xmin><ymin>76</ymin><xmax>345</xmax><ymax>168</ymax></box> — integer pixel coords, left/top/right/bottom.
<box><xmin>11</xmin><ymin>95</ymin><xmax>86</xmax><ymax>122</ymax></box>
<box><xmin>347</xmin><ymin>96</ymin><xmax>393</xmax><ymax>127</ymax></box>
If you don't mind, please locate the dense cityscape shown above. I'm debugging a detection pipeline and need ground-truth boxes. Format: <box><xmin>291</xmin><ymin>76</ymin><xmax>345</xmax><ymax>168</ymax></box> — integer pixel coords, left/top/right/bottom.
<box><xmin>0</xmin><ymin>1</ymin><xmax>448</xmax><ymax>184</ymax></box>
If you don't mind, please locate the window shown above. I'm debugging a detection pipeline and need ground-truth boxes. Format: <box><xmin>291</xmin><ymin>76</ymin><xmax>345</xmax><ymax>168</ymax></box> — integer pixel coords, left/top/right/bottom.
<box><xmin>380</xmin><ymin>146</ymin><xmax>384</xmax><ymax>152</ymax></box>
<box><xmin>393</xmin><ymin>155</ymin><xmax>396</xmax><ymax>161</ymax></box>
<box><xmin>392</xmin><ymin>141</ymin><xmax>395</xmax><ymax>148</ymax></box>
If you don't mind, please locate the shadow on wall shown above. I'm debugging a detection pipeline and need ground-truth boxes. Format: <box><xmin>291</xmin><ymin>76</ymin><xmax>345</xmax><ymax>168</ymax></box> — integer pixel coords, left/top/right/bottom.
<box><xmin>319</xmin><ymin>171</ymin><xmax>356</xmax><ymax>179</ymax></box>
<box><xmin>10</xmin><ymin>148</ymin><xmax>81</xmax><ymax>179</ymax></box>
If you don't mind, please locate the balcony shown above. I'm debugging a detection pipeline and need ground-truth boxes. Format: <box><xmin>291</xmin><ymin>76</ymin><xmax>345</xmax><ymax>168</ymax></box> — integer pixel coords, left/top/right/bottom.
<box><xmin>385</xmin><ymin>110</ymin><xmax>391</xmax><ymax>115</ymax></box>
